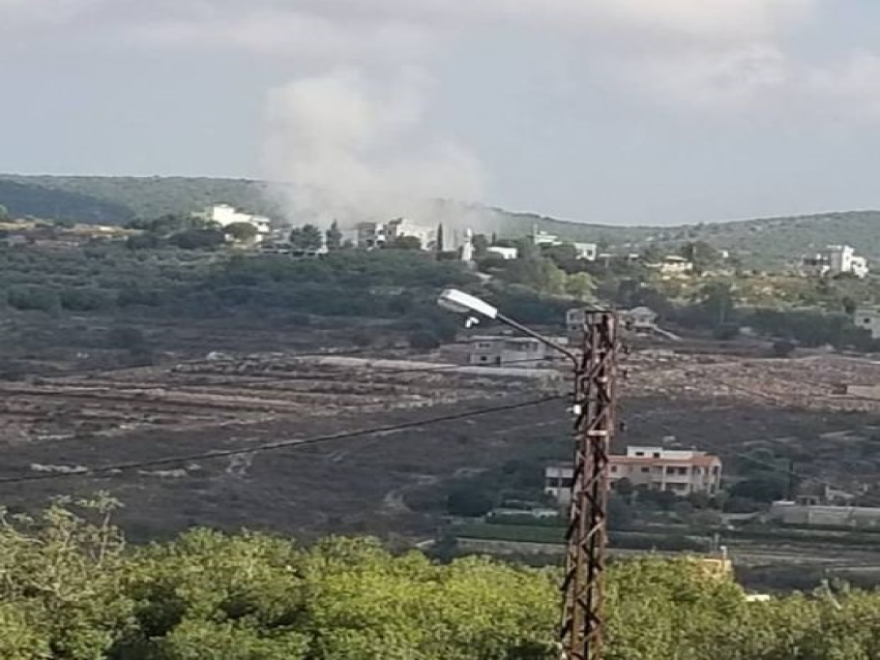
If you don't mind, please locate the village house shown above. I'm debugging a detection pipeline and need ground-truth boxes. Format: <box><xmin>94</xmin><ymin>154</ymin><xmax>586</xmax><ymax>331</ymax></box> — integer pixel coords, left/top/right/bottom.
<box><xmin>530</xmin><ymin>225</ymin><xmax>598</xmax><ymax>261</ymax></box>
<box><xmin>572</xmin><ymin>242</ymin><xmax>598</xmax><ymax>261</ymax></box>
<box><xmin>802</xmin><ymin>244</ymin><xmax>868</xmax><ymax>278</ymax></box>
<box><xmin>545</xmin><ymin>445</ymin><xmax>722</xmax><ymax>506</ymax></box>
<box><xmin>567</xmin><ymin>306</ymin><xmax>666</xmax><ymax>339</ymax></box>
<box><xmin>486</xmin><ymin>246</ymin><xmax>519</xmax><ymax>260</ymax></box>
<box><xmin>657</xmin><ymin>255</ymin><xmax>694</xmax><ymax>276</ymax></box>
<box><xmin>622</xmin><ymin>306</ymin><xmax>659</xmax><ymax>333</ymax></box>
<box><xmin>854</xmin><ymin>305</ymin><xmax>880</xmax><ymax>339</ymax></box>
<box><xmin>356</xmin><ymin>218</ymin><xmax>436</xmax><ymax>250</ymax></box>
<box><xmin>468</xmin><ymin>335</ymin><xmax>562</xmax><ymax>368</ymax></box>
<box><xmin>198</xmin><ymin>204</ymin><xmax>272</xmax><ymax>242</ymax></box>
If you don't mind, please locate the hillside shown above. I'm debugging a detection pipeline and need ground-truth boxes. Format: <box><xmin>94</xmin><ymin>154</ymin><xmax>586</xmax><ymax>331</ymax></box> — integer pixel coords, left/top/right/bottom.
<box><xmin>0</xmin><ymin>174</ymin><xmax>279</xmax><ymax>222</ymax></box>
<box><xmin>497</xmin><ymin>208</ymin><xmax>880</xmax><ymax>269</ymax></box>
<box><xmin>1</xmin><ymin>174</ymin><xmax>879</xmax><ymax>268</ymax></box>
<box><xmin>0</xmin><ymin>179</ymin><xmax>136</xmax><ymax>225</ymax></box>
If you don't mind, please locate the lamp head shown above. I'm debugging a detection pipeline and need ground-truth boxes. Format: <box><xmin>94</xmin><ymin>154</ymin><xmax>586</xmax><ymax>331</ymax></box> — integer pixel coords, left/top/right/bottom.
<box><xmin>437</xmin><ymin>288</ymin><xmax>498</xmax><ymax>320</ymax></box>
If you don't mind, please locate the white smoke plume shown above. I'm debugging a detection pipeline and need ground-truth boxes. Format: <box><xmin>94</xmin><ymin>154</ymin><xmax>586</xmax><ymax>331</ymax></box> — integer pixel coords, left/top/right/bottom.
<box><xmin>262</xmin><ymin>69</ymin><xmax>496</xmax><ymax>233</ymax></box>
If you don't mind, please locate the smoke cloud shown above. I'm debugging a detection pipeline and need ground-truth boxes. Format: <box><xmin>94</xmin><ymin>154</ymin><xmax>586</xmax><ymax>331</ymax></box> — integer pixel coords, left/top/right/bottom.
<box><xmin>262</xmin><ymin>69</ymin><xmax>494</xmax><ymax>232</ymax></box>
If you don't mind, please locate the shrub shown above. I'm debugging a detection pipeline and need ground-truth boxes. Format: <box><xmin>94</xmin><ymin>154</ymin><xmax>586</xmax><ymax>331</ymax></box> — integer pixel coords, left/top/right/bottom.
<box><xmin>7</xmin><ymin>285</ymin><xmax>60</xmax><ymax>313</ymax></box>
<box><xmin>408</xmin><ymin>330</ymin><xmax>441</xmax><ymax>350</ymax></box>
<box><xmin>447</xmin><ymin>486</ymin><xmax>495</xmax><ymax>518</ymax></box>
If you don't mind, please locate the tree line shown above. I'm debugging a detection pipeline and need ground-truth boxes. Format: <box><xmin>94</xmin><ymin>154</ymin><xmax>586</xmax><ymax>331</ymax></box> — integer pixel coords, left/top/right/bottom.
<box><xmin>0</xmin><ymin>497</ymin><xmax>878</xmax><ymax>660</ymax></box>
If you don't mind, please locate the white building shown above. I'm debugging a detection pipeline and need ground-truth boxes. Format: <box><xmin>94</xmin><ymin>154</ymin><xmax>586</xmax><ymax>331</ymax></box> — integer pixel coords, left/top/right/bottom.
<box><xmin>803</xmin><ymin>245</ymin><xmax>869</xmax><ymax>278</ymax></box>
<box><xmin>529</xmin><ymin>225</ymin><xmax>597</xmax><ymax>261</ymax></box>
<box><xmin>657</xmin><ymin>255</ymin><xmax>694</xmax><ymax>276</ymax></box>
<box><xmin>770</xmin><ymin>501</ymin><xmax>880</xmax><ymax>528</ymax></box>
<box><xmin>545</xmin><ymin>446</ymin><xmax>722</xmax><ymax>506</ymax></box>
<box><xmin>572</xmin><ymin>242</ymin><xmax>599</xmax><ymax>262</ymax></box>
<box><xmin>854</xmin><ymin>306</ymin><xmax>880</xmax><ymax>339</ymax></box>
<box><xmin>356</xmin><ymin>218</ymin><xmax>436</xmax><ymax>250</ymax></box>
<box><xmin>468</xmin><ymin>336</ymin><xmax>560</xmax><ymax>368</ymax></box>
<box><xmin>531</xmin><ymin>227</ymin><xmax>559</xmax><ymax>246</ymax></box>
<box><xmin>199</xmin><ymin>204</ymin><xmax>272</xmax><ymax>240</ymax></box>
<box><xmin>486</xmin><ymin>246</ymin><xmax>519</xmax><ymax>260</ymax></box>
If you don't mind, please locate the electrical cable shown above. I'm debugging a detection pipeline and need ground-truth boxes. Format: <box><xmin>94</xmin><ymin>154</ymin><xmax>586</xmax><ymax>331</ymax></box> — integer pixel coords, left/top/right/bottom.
<box><xmin>0</xmin><ymin>394</ymin><xmax>565</xmax><ymax>486</ymax></box>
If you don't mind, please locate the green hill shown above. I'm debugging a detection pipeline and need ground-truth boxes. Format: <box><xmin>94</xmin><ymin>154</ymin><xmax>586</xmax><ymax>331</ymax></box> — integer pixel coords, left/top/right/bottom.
<box><xmin>510</xmin><ymin>209</ymin><xmax>880</xmax><ymax>269</ymax></box>
<box><xmin>0</xmin><ymin>179</ymin><xmax>136</xmax><ymax>225</ymax></box>
<box><xmin>0</xmin><ymin>174</ymin><xmax>279</xmax><ymax>222</ymax></box>
<box><xmin>1</xmin><ymin>174</ymin><xmax>879</xmax><ymax>269</ymax></box>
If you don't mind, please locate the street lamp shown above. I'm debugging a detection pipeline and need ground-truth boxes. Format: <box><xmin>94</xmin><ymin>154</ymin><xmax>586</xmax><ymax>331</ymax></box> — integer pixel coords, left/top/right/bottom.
<box><xmin>439</xmin><ymin>288</ymin><xmax>620</xmax><ymax>660</ymax></box>
<box><xmin>437</xmin><ymin>288</ymin><xmax>578</xmax><ymax>366</ymax></box>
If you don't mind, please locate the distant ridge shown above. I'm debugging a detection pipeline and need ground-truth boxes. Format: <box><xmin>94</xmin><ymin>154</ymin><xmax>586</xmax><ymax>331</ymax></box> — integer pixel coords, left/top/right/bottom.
<box><xmin>1</xmin><ymin>174</ymin><xmax>878</xmax><ymax>269</ymax></box>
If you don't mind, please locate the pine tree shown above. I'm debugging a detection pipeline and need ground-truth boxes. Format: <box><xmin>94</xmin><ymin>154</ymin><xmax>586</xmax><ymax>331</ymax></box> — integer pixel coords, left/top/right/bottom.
<box><xmin>325</xmin><ymin>221</ymin><xmax>343</xmax><ymax>251</ymax></box>
<box><xmin>436</xmin><ymin>223</ymin><xmax>445</xmax><ymax>253</ymax></box>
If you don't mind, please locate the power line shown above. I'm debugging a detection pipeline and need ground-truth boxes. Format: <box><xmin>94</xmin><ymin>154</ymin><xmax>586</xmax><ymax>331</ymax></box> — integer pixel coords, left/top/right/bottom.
<box><xmin>0</xmin><ymin>394</ymin><xmax>565</xmax><ymax>486</ymax></box>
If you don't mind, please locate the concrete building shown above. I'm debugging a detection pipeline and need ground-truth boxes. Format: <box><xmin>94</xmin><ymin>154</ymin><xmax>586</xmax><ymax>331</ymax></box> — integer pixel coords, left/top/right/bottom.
<box><xmin>200</xmin><ymin>204</ymin><xmax>271</xmax><ymax>239</ymax></box>
<box><xmin>486</xmin><ymin>246</ymin><xmax>519</xmax><ymax>260</ymax></box>
<box><xmin>770</xmin><ymin>501</ymin><xmax>880</xmax><ymax>528</ymax></box>
<box><xmin>623</xmin><ymin>306</ymin><xmax>659</xmax><ymax>333</ymax></box>
<box><xmin>468</xmin><ymin>336</ymin><xmax>557</xmax><ymax>367</ymax></box>
<box><xmin>657</xmin><ymin>255</ymin><xmax>694</xmax><ymax>276</ymax></box>
<box><xmin>545</xmin><ymin>446</ymin><xmax>722</xmax><ymax>506</ymax></box>
<box><xmin>566</xmin><ymin>308</ymin><xmax>588</xmax><ymax>337</ymax></box>
<box><xmin>544</xmin><ymin>465</ymin><xmax>576</xmax><ymax>505</ymax></box>
<box><xmin>567</xmin><ymin>306</ymin><xmax>678</xmax><ymax>341</ymax></box>
<box><xmin>356</xmin><ymin>218</ymin><xmax>436</xmax><ymax>250</ymax></box>
<box><xmin>803</xmin><ymin>245</ymin><xmax>869</xmax><ymax>278</ymax></box>
<box><xmin>531</xmin><ymin>227</ymin><xmax>559</xmax><ymax>246</ymax></box>
<box><xmin>530</xmin><ymin>225</ymin><xmax>597</xmax><ymax>261</ymax></box>
<box><xmin>854</xmin><ymin>305</ymin><xmax>880</xmax><ymax>339</ymax></box>
<box><xmin>843</xmin><ymin>383</ymin><xmax>880</xmax><ymax>399</ymax></box>
<box><xmin>572</xmin><ymin>242</ymin><xmax>599</xmax><ymax>261</ymax></box>
<box><xmin>608</xmin><ymin>446</ymin><xmax>722</xmax><ymax>495</ymax></box>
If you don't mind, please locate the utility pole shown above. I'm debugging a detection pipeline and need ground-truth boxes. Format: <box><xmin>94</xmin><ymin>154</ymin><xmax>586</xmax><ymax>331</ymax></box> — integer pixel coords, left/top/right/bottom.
<box><xmin>560</xmin><ymin>310</ymin><xmax>620</xmax><ymax>660</ymax></box>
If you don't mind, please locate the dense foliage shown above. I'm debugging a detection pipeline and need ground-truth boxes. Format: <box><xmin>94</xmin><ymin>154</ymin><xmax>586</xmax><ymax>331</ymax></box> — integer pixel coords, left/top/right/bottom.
<box><xmin>0</xmin><ymin>176</ymin><xmax>278</xmax><ymax>223</ymax></box>
<box><xmin>0</xmin><ymin>179</ymin><xmax>135</xmax><ymax>225</ymax></box>
<box><xmin>0</xmin><ymin>498</ymin><xmax>878</xmax><ymax>660</ymax></box>
<box><xmin>1</xmin><ymin>233</ymin><xmax>877</xmax><ymax>354</ymax></box>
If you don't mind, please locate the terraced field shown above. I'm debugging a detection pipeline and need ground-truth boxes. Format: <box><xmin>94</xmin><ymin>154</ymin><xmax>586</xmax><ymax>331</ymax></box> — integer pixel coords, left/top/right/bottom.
<box><xmin>0</xmin><ymin>348</ymin><xmax>567</xmax><ymax>540</ymax></box>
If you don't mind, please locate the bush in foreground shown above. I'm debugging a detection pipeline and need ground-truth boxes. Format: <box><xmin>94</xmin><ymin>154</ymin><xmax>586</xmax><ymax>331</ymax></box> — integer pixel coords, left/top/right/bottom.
<box><xmin>0</xmin><ymin>498</ymin><xmax>878</xmax><ymax>659</ymax></box>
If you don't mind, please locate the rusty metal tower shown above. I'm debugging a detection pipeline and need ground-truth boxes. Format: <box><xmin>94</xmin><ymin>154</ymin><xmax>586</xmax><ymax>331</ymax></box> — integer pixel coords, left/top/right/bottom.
<box><xmin>560</xmin><ymin>310</ymin><xmax>621</xmax><ymax>660</ymax></box>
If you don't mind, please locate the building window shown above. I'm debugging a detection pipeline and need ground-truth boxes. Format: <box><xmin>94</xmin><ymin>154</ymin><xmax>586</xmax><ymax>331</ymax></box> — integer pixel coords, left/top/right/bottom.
<box><xmin>611</xmin><ymin>465</ymin><xmax>618</xmax><ymax>473</ymax></box>
<box><xmin>677</xmin><ymin>467</ymin><xmax>688</xmax><ymax>476</ymax></box>
<box><xmin>635</xmin><ymin>452</ymin><xmax>645</xmax><ymax>457</ymax></box>
<box><xmin>641</xmin><ymin>467</ymin><xmax>650</xmax><ymax>473</ymax></box>
<box><xmin>666</xmin><ymin>466</ymin><xmax>676</xmax><ymax>475</ymax></box>
<box><xmin>653</xmin><ymin>452</ymin><xmax>661</xmax><ymax>458</ymax></box>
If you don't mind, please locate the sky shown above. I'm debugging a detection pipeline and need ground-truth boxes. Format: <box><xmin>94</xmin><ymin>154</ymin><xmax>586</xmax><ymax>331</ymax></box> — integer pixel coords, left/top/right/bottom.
<box><xmin>1</xmin><ymin>0</ymin><xmax>880</xmax><ymax>225</ymax></box>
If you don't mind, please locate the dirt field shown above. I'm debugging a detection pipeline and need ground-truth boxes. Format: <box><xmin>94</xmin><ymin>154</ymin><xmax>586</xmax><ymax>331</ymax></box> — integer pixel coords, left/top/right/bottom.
<box><xmin>0</xmin><ymin>343</ymin><xmax>567</xmax><ymax>540</ymax></box>
<box><xmin>0</xmin><ymin>323</ymin><xmax>879</xmax><ymax>554</ymax></box>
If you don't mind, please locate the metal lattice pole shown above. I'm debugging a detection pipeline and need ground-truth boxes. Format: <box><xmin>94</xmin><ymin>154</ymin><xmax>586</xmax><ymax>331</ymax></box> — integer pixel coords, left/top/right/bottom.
<box><xmin>560</xmin><ymin>311</ymin><xmax>620</xmax><ymax>660</ymax></box>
